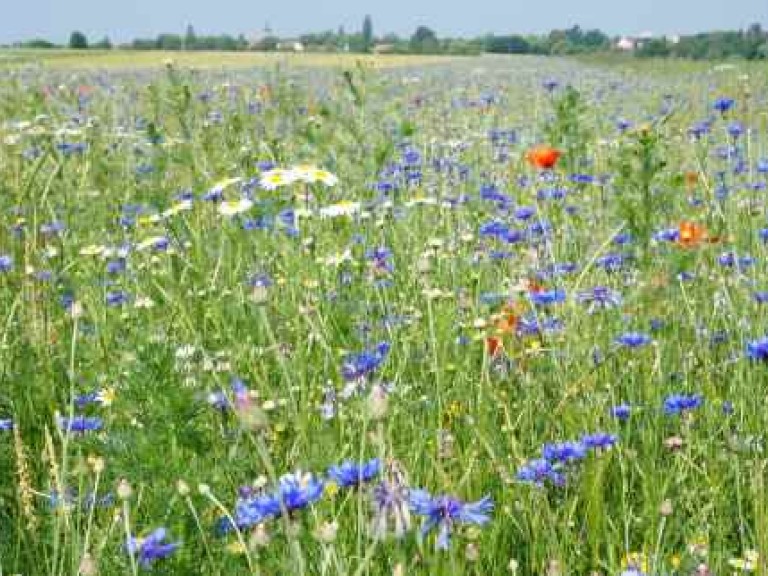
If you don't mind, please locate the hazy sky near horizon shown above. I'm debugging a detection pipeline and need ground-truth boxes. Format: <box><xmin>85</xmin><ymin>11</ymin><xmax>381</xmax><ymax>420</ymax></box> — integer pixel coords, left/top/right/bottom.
<box><xmin>1</xmin><ymin>0</ymin><xmax>765</xmax><ymax>43</ymax></box>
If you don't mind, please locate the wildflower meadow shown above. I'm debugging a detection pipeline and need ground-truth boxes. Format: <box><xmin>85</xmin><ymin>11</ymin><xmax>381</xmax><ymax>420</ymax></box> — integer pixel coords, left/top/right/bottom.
<box><xmin>1</xmin><ymin>54</ymin><xmax>768</xmax><ymax>575</ymax></box>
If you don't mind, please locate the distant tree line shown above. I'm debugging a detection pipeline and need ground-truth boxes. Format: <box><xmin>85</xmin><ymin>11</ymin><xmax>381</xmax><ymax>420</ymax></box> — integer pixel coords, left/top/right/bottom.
<box><xmin>9</xmin><ymin>19</ymin><xmax>768</xmax><ymax>60</ymax></box>
<box><xmin>635</xmin><ymin>24</ymin><xmax>768</xmax><ymax>59</ymax></box>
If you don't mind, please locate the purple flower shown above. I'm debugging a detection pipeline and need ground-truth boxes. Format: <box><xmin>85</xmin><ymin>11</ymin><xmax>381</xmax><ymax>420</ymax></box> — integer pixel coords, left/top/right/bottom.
<box><xmin>576</xmin><ymin>286</ymin><xmax>622</xmax><ymax>311</ymax></box>
<box><xmin>341</xmin><ymin>342</ymin><xmax>390</xmax><ymax>382</ymax></box>
<box><xmin>542</xmin><ymin>441</ymin><xmax>587</xmax><ymax>464</ymax></box>
<box><xmin>516</xmin><ymin>459</ymin><xmax>565</xmax><ymax>486</ymax></box>
<box><xmin>713</xmin><ymin>97</ymin><xmax>735</xmax><ymax>114</ymax></box>
<box><xmin>409</xmin><ymin>489</ymin><xmax>493</xmax><ymax>549</ymax></box>
<box><xmin>611</xmin><ymin>404</ymin><xmax>632</xmax><ymax>420</ymax></box>
<box><xmin>371</xmin><ymin>460</ymin><xmax>411</xmax><ymax>540</ymax></box>
<box><xmin>105</xmin><ymin>291</ymin><xmax>129</xmax><ymax>307</ymax></box>
<box><xmin>615</xmin><ymin>332</ymin><xmax>652</xmax><ymax>348</ymax></box>
<box><xmin>57</xmin><ymin>415</ymin><xmax>103</xmax><ymax>433</ymax></box>
<box><xmin>276</xmin><ymin>471</ymin><xmax>324</xmax><ymax>512</ymax></box>
<box><xmin>0</xmin><ymin>255</ymin><xmax>13</xmax><ymax>273</ymax></box>
<box><xmin>581</xmin><ymin>433</ymin><xmax>618</xmax><ymax>450</ymax></box>
<box><xmin>663</xmin><ymin>394</ymin><xmax>703</xmax><ymax>415</ymax></box>
<box><xmin>327</xmin><ymin>458</ymin><xmax>381</xmax><ymax>488</ymax></box>
<box><xmin>746</xmin><ymin>336</ymin><xmax>768</xmax><ymax>361</ymax></box>
<box><xmin>529</xmin><ymin>289</ymin><xmax>566</xmax><ymax>307</ymax></box>
<box><xmin>126</xmin><ymin>528</ymin><xmax>180</xmax><ymax>568</ymax></box>
<box><xmin>0</xmin><ymin>418</ymin><xmax>13</xmax><ymax>431</ymax></box>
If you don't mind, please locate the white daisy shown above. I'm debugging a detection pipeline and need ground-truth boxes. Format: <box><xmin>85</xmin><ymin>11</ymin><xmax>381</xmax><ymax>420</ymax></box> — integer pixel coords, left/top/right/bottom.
<box><xmin>218</xmin><ymin>198</ymin><xmax>254</xmax><ymax>217</ymax></box>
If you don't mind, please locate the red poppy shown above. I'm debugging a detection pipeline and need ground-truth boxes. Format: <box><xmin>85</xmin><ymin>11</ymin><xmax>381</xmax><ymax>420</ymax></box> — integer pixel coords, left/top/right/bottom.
<box><xmin>526</xmin><ymin>146</ymin><xmax>561</xmax><ymax>170</ymax></box>
<box><xmin>485</xmin><ymin>336</ymin><xmax>504</xmax><ymax>357</ymax></box>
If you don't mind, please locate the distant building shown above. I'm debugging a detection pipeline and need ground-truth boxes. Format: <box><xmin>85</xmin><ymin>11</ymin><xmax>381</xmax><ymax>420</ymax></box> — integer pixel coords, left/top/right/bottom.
<box><xmin>276</xmin><ymin>40</ymin><xmax>304</xmax><ymax>52</ymax></box>
<box><xmin>616</xmin><ymin>37</ymin><xmax>636</xmax><ymax>51</ymax></box>
<box><xmin>373</xmin><ymin>43</ymin><xmax>395</xmax><ymax>54</ymax></box>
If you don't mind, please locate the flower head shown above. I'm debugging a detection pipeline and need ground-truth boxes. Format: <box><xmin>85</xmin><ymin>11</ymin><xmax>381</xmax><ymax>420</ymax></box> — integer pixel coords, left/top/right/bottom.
<box><xmin>526</xmin><ymin>146</ymin><xmax>561</xmax><ymax>170</ymax></box>
<box><xmin>409</xmin><ymin>489</ymin><xmax>493</xmax><ymax>549</ymax></box>
<box><xmin>218</xmin><ymin>198</ymin><xmax>253</xmax><ymax>217</ymax></box>
<box><xmin>542</xmin><ymin>441</ymin><xmax>587</xmax><ymax>464</ymax></box>
<box><xmin>276</xmin><ymin>470</ymin><xmax>324</xmax><ymax>512</ymax></box>
<box><xmin>341</xmin><ymin>342</ymin><xmax>390</xmax><ymax>382</ymax></box>
<box><xmin>746</xmin><ymin>336</ymin><xmax>768</xmax><ymax>361</ymax></box>
<box><xmin>260</xmin><ymin>168</ymin><xmax>298</xmax><ymax>190</ymax></box>
<box><xmin>126</xmin><ymin>528</ymin><xmax>180</xmax><ymax>568</ymax></box>
<box><xmin>57</xmin><ymin>415</ymin><xmax>103</xmax><ymax>433</ymax></box>
<box><xmin>327</xmin><ymin>458</ymin><xmax>381</xmax><ymax>488</ymax></box>
<box><xmin>615</xmin><ymin>332</ymin><xmax>652</xmax><ymax>349</ymax></box>
<box><xmin>371</xmin><ymin>460</ymin><xmax>411</xmax><ymax>540</ymax></box>
<box><xmin>663</xmin><ymin>394</ymin><xmax>703</xmax><ymax>415</ymax></box>
<box><xmin>516</xmin><ymin>458</ymin><xmax>565</xmax><ymax>487</ymax></box>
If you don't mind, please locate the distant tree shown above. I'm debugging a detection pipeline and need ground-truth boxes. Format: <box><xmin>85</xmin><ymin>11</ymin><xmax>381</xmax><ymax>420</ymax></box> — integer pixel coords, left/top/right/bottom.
<box><xmin>636</xmin><ymin>38</ymin><xmax>670</xmax><ymax>58</ymax></box>
<box><xmin>485</xmin><ymin>34</ymin><xmax>531</xmax><ymax>54</ymax></box>
<box><xmin>184</xmin><ymin>24</ymin><xmax>197</xmax><ymax>50</ymax></box>
<box><xmin>410</xmin><ymin>25</ymin><xmax>438</xmax><ymax>53</ymax></box>
<box><xmin>21</xmin><ymin>39</ymin><xmax>56</xmax><ymax>49</ymax></box>
<box><xmin>69</xmin><ymin>31</ymin><xmax>88</xmax><ymax>49</ymax></box>
<box><xmin>92</xmin><ymin>36</ymin><xmax>112</xmax><ymax>50</ymax></box>
<box><xmin>362</xmin><ymin>15</ymin><xmax>373</xmax><ymax>52</ymax></box>
<box><xmin>156</xmin><ymin>34</ymin><xmax>183</xmax><ymax>50</ymax></box>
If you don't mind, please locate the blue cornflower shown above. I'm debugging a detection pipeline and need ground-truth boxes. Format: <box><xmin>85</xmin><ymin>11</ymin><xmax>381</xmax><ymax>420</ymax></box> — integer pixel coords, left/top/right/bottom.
<box><xmin>516</xmin><ymin>459</ymin><xmax>565</xmax><ymax>486</ymax></box>
<box><xmin>327</xmin><ymin>458</ymin><xmax>381</xmax><ymax>488</ymax></box>
<box><xmin>106</xmin><ymin>259</ymin><xmax>127</xmax><ymax>275</ymax></box>
<box><xmin>611</xmin><ymin>404</ymin><xmax>632</xmax><ymax>420</ymax></box>
<box><xmin>576</xmin><ymin>286</ymin><xmax>622</xmax><ymax>311</ymax></box>
<box><xmin>105</xmin><ymin>291</ymin><xmax>129</xmax><ymax>307</ymax></box>
<box><xmin>596</xmin><ymin>253</ymin><xmax>629</xmax><ymax>272</ymax></box>
<box><xmin>276</xmin><ymin>471</ymin><xmax>324</xmax><ymax>512</ymax></box>
<box><xmin>516</xmin><ymin>315</ymin><xmax>563</xmax><ymax>336</ymax></box>
<box><xmin>654</xmin><ymin>227</ymin><xmax>679</xmax><ymax>242</ymax></box>
<box><xmin>728</xmin><ymin>122</ymin><xmax>744</xmax><ymax>138</ymax></box>
<box><xmin>74</xmin><ymin>392</ymin><xmax>101</xmax><ymax>409</ymax></box>
<box><xmin>57</xmin><ymin>415</ymin><xmax>103</xmax><ymax>433</ymax></box>
<box><xmin>722</xmin><ymin>400</ymin><xmax>735</xmax><ymax>415</ymax></box>
<box><xmin>542</xmin><ymin>441</ymin><xmax>587</xmax><ymax>464</ymax></box>
<box><xmin>581</xmin><ymin>433</ymin><xmax>618</xmax><ymax>450</ymax></box>
<box><xmin>0</xmin><ymin>418</ymin><xmax>13</xmax><ymax>431</ymax></box>
<box><xmin>663</xmin><ymin>394</ymin><xmax>703</xmax><ymax>415</ymax></box>
<box><xmin>616</xmin><ymin>332</ymin><xmax>652</xmax><ymax>348</ymax></box>
<box><xmin>126</xmin><ymin>528</ymin><xmax>180</xmax><ymax>568</ymax></box>
<box><xmin>341</xmin><ymin>342</ymin><xmax>390</xmax><ymax>382</ymax></box>
<box><xmin>529</xmin><ymin>289</ymin><xmax>566</xmax><ymax>307</ymax></box>
<box><xmin>409</xmin><ymin>489</ymin><xmax>493</xmax><ymax>550</ymax></box>
<box><xmin>612</xmin><ymin>232</ymin><xmax>633</xmax><ymax>245</ymax></box>
<box><xmin>753</xmin><ymin>292</ymin><xmax>768</xmax><ymax>304</ymax></box>
<box><xmin>746</xmin><ymin>336</ymin><xmax>768</xmax><ymax>361</ymax></box>
<box><xmin>542</xmin><ymin>79</ymin><xmax>559</xmax><ymax>91</ymax></box>
<box><xmin>479</xmin><ymin>220</ymin><xmax>509</xmax><ymax>238</ymax></box>
<box><xmin>571</xmin><ymin>173</ymin><xmax>595</xmax><ymax>184</ymax></box>
<box><xmin>718</xmin><ymin>252</ymin><xmax>754</xmax><ymax>268</ymax></box>
<box><xmin>513</xmin><ymin>206</ymin><xmax>536</xmax><ymax>220</ymax></box>
<box><xmin>0</xmin><ymin>255</ymin><xmax>13</xmax><ymax>272</ymax></box>
<box><xmin>225</xmin><ymin>494</ymin><xmax>282</xmax><ymax>531</ymax></box>
<box><xmin>248</xmin><ymin>273</ymin><xmax>272</xmax><ymax>288</ymax></box>
<box><xmin>713</xmin><ymin>97</ymin><xmax>735</xmax><ymax>114</ymax></box>
<box><xmin>616</xmin><ymin>118</ymin><xmax>633</xmax><ymax>132</ymax></box>
<box><xmin>207</xmin><ymin>378</ymin><xmax>249</xmax><ymax>411</ymax></box>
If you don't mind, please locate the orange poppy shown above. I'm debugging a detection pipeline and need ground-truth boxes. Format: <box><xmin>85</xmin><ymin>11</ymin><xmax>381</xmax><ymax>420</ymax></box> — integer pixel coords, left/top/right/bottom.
<box><xmin>526</xmin><ymin>146</ymin><xmax>561</xmax><ymax>170</ymax></box>
<box><xmin>677</xmin><ymin>221</ymin><xmax>721</xmax><ymax>248</ymax></box>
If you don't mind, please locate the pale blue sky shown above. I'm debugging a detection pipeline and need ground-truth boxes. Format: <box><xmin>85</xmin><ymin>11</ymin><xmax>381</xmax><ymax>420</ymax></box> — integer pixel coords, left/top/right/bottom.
<box><xmin>1</xmin><ymin>0</ymin><xmax>765</xmax><ymax>43</ymax></box>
